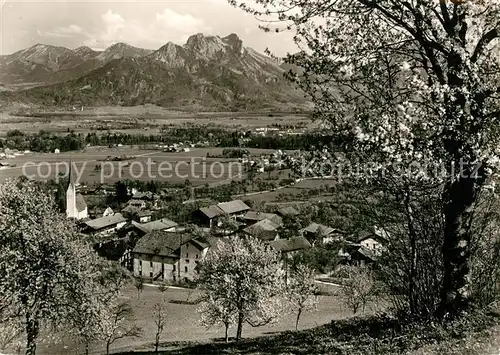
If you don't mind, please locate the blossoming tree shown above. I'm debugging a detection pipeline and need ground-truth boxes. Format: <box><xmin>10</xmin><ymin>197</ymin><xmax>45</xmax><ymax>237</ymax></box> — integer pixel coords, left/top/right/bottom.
<box><xmin>0</xmin><ymin>178</ymin><xmax>123</xmax><ymax>354</ymax></box>
<box><xmin>197</xmin><ymin>236</ymin><xmax>284</xmax><ymax>341</ymax></box>
<box><xmin>231</xmin><ymin>0</ymin><xmax>500</xmax><ymax>317</ymax></box>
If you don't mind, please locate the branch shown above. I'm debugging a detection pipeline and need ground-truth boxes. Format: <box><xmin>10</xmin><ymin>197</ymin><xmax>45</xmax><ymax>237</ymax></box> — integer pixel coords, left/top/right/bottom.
<box><xmin>471</xmin><ymin>27</ymin><xmax>499</xmax><ymax>63</ymax></box>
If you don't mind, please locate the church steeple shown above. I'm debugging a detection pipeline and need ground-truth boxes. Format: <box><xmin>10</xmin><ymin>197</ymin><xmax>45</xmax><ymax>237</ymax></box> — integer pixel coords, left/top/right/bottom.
<box><xmin>65</xmin><ymin>159</ymin><xmax>88</xmax><ymax>220</ymax></box>
<box><xmin>66</xmin><ymin>159</ymin><xmax>77</xmax><ymax>218</ymax></box>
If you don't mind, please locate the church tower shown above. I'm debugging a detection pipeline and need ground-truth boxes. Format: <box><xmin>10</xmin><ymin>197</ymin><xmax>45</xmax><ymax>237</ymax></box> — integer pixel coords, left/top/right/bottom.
<box><xmin>66</xmin><ymin>160</ymin><xmax>88</xmax><ymax>220</ymax></box>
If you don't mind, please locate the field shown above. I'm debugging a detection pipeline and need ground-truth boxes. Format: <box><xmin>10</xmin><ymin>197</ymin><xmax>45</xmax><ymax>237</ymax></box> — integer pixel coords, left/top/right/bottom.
<box><xmin>237</xmin><ymin>178</ymin><xmax>338</xmax><ymax>204</ymax></box>
<box><xmin>0</xmin><ymin>105</ymin><xmax>315</xmax><ymax>135</ymax></box>
<box><xmin>35</xmin><ymin>282</ymin><xmax>384</xmax><ymax>355</ymax></box>
<box><xmin>0</xmin><ymin>147</ymin><xmax>253</xmax><ymax>185</ymax></box>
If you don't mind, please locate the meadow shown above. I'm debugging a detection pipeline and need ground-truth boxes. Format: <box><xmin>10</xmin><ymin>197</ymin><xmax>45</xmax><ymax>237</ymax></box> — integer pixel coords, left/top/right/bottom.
<box><xmin>0</xmin><ymin>105</ymin><xmax>314</xmax><ymax>135</ymax></box>
<box><xmin>0</xmin><ymin>147</ymin><xmax>250</xmax><ymax>185</ymax></box>
<box><xmin>36</xmin><ymin>282</ymin><xmax>383</xmax><ymax>355</ymax></box>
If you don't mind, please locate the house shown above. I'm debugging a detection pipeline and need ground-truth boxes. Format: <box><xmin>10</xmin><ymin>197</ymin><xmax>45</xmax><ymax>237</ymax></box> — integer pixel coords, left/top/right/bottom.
<box><xmin>242</xmin><ymin>218</ymin><xmax>280</xmax><ymax>241</ymax></box>
<box><xmin>357</xmin><ymin>229</ymin><xmax>388</xmax><ymax>256</ymax></box>
<box><xmin>136</xmin><ymin>210</ymin><xmax>153</xmax><ymax>223</ymax></box>
<box><xmin>240</xmin><ymin>211</ymin><xmax>282</xmax><ymax>227</ymax></box>
<box><xmin>269</xmin><ymin>236</ymin><xmax>311</xmax><ymax>254</ymax></box>
<box><xmin>350</xmin><ymin>246</ymin><xmax>378</xmax><ymax>266</ymax></box>
<box><xmin>132</xmin><ymin>231</ymin><xmax>212</xmax><ymax>282</ymax></box>
<box><xmin>302</xmin><ymin>223</ymin><xmax>343</xmax><ymax>244</ymax></box>
<box><xmin>193</xmin><ymin>205</ymin><xmax>225</xmax><ymax>227</ymax></box>
<box><xmin>192</xmin><ymin>200</ymin><xmax>250</xmax><ymax>227</ymax></box>
<box><xmin>121</xmin><ymin>204</ymin><xmax>141</xmax><ymax>217</ymax></box>
<box><xmin>128</xmin><ymin>199</ymin><xmax>147</xmax><ymax>210</ymax></box>
<box><xmin>276</xmin><ymin>206</ymin><xmax>299</xmax><ymax>217</ymax></box>
<box><xmin>54</xmin><ymin>148</ymin><xmax>60</xmax><ymax>154</ymax></box>
<box><xmin>84</xmin><ymin>213</ymin><xmax>128</xmax><ymax>237</ymax></box>
<box><xmin>132</xmin><ymin>218</ymin><xmax>178</xmax><ymax>236</ymax></box>
<box><xmin>103</xmin><ymin>207</ymin><xmax>114</xmax><ymax>217</ymax></box>
<box><xmin>217</xmin><ymin>200</ymin><xmax>250</xmax><ymax>217</ymax></box>
<box><xmin>132</xmin><ymin>191</ymin><xmax>159</xmax><ymax>208</ymax></box>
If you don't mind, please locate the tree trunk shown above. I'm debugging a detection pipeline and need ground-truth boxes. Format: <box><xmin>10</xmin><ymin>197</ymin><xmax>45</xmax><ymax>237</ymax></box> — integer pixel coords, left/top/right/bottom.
<box><xmin>295</xmin><ymin>309</ymin><xmax>302</xmax><ymax>330</ymax></box>
<box><xmin>25</xmin><ymin>316</ymin><xmax>39</xmax><ymax>355</ymax></box>
<box><xmin>438</xmin><ymin>167</ymin><xmax>485</xmax><ymax>318</ymax></box>
<box><xmin>224</xmin><ymin>322</ymin><xmax>229</xmax><ymax>343</ymax></box>
<box><xmin>236</xmin><ymin>312</ymin><xmax>244</xmax><ymax>341</ymax></box>
<box><xmin>85</xmin><ymin>342</ymin><xmax>89</xmax><ymax>355</ymax></box>
<box><xmin>106</xmin><ymin>341</ymin><xmax>111</xmax><ymax>355</ymax></box>
<box><xmin>155</xmin><ymin>327</ymin><xmax>161</xmax><ymax>352</ymax></box>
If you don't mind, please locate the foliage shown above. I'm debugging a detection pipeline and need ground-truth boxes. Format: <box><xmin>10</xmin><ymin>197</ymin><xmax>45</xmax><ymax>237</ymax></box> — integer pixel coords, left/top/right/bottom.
<box><xmin>341</xmin><ymin>266</ymin><xmax>376</xmax><ymax>314</ymax></box>
<box><xmin>232</xmin><ymin>0</ymin><xmax>500</xmax><ymax>318</ymax></box>
<box><xmin>197</xmin><ymin>236</ymin><xmax>285</xmax><ymax>341</ymax></box>
<box><xmin>152</xmin><ymin>295</ymin><xmax>168</xmax><ymax>352</ymax></box>
<box><xmin>291</xmin><ymin>243</ymin><xmax>341</xmax><ymax>275</ymax></box>
<box><xmin>102</xmin><ymin>302</ymin><xmax>141</xmax><ymax>355</ymax></box>
<box><xmin>135</xmin><ymin>277</ymin><xmax>144</xmax><ymax>300</ymax></box>
<box><xmin>131</xmin><ymin>310</ymin><xmax>500</xmax><ymax>355</ymax></box>
<box><xmin>0</xmin><ymin>178</ymin><xmax>122</xmax><ymax>355</ymax></box>
<box><xmin>286</xmin><ymin>265</ymin><xmax>319</xmax><ymax>330</ymax></box>
<box><xmin>0</xmin><ymin>130</ymin><xmax>85</xmax><ymax>152</ymax></box>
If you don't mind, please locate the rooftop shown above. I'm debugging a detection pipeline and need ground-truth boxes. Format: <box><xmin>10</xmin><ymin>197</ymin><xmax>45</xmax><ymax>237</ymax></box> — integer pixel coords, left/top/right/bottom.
<box><xmin>243</xmin><ymin>218</ymin><xmax>280</xmax><ymax>241</ymax></box>
<box><xmin>277</xmin><ymin>206</ymin><xmax>299</xmax><ymax>216</ymax></box>
<box><xmin>217</xmin><ymin>200</ymin><xmax>250</xmax><ymax>215</ymax></box>
<box><xmin>242</xmin><ymin>211</ymin><xmax>282</xmax><ymax>225</ymax></box>
<box><xmin>269</xmin><ymin>236</ymin><xmax>311</xmax><ymax>253</ymax></box>
<box><xmin>133</xmin><ymin>231</ymin><xmax>191</xmax><ymax>257</ymax></box>
<box><xmin>133</xmin><ymin>218</ymin><xmax>178</xmax><ymax>234</ymax></box>
<box><xmin>85</xmin><ymin>213</ymin><xmax>127</xmax><ymax>230</ymax></box>
<box><xmin>303</xmin><ymin>222</ymin><xmax>336</xmax><ymax>237</ymax></box>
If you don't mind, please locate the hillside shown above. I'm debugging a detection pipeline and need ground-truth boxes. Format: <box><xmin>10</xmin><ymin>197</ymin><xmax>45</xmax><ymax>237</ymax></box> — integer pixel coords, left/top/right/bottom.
<box><xmin>0</xmin><ymin>34</ymin><xmax>309</xmax><ymax>111</ymax></box>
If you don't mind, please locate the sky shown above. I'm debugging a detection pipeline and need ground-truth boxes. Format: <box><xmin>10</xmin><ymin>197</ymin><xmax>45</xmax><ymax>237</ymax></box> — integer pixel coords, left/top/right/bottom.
<box><xmin>0</xmin><ymin>0</ymin><xmax>298</xmax><ymax>57</ymax></box>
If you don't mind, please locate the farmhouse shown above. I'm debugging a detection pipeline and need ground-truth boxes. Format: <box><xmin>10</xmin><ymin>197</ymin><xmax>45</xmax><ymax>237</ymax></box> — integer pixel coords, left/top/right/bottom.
<box><xmin>132</xmin><ymin>231</ymin><xmax>212</xmax><ymax>282</ymax></box>
<box><xmin>240</xmin><ymin>211</ymin><xmax>282</xmax><ymax>227</ymax></box>
<box><xmin>276</xmin><ymin>206</ymin><xmax>299</xmax><ymax>217</ymax></box>
<box><xmin>302</xmin><ymin>223</ymin><xmax>343</xmax><ymax>244</ymax></box>
<box><xmin>242</xmin><ymin>218</ymin><xmax>281</xmax><ymax>241</ymax></box>
<box><xmin>357</xmin><ymin>229</ymin><xmax>388</xmax><ymax>256</ymax></box>
<box><xmin>136</xmin><ymin>210</ymin><xmax>153</xmax><ymax>223</ymax></box>
<box><xmin>84</xmin><ymin>213</ymin><xmax>128</xmax><ymax>237</ymax></box>
<box><xmin>128</xmin><ymin>199</ymin><xmax>147</xmax><ymax>209</ymax></box>
<box><xmin>132</xmin><ymin>218</ymin><xmax>178</xmax><ymax>236</ymax></box>
<box><xmin>193</xmin><ymin>205</ymin><xmax>225</xmax><ymax>227</ymax></box>
<box><xmin>193</xmin><ymin>200</ymin><xmax>250</xmax><ymax>227</ymax></box>
<box><xmin>217</xmin><ymin>200</ymin><xmax>251</xmax><ymax>217</ymax></box>
<box><xmin>269</xmin><ymin>236</ymin><xmax>311</xmax><ymax>254</ymax></box>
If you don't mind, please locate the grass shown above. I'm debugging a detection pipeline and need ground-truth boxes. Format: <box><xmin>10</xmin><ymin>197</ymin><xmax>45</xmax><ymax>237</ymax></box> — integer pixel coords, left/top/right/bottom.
<box><xmin>115</xmin><ymin>309</ymin><xmax>500</xmax><ymax>355</ymax></box>
<box><xmin>0</xmin><ymin>105</ymin><xmax>315</xmax><ymax>135</ymax></box>
<box><xmin>35</xmin><ymin>281</ymin><xmax>375</xmax><ymax>355</ymax></box>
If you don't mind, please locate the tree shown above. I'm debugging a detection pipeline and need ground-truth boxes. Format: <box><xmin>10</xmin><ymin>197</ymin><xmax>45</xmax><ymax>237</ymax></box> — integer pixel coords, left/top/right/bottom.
<box><xmin>231</xmin><ymin>0</ymin><xmax>500</xmax><ymax>318</ymax></box>
<box><xmin>0</xmin><ymin>178</ymin><xmax>121</xmax><ymax>355</ymax></box>
<box><xmin>102</xmin><ymin>302</ymin><xmax>141</xmax><ymax>355</ymax></box>
<box><xmin>0</xmin><ymin>320</ymin><xmax>22</xmax><ymax>353</ymax></box>
<box><xmin>115</xmin><ymin>181</ymin><xmax>129</xmax><ymax>203</ymax></box>
<box><xmin>197</xmin><ymin>236</ymin><xmax>284</xmax><ymax>341</ymax></box>
<box><xmin>286</xmin><ymin>265</ymin><xmax>319</xmax><ymax>330</ymax></box>
<box><xmin>341</xmin><ymin>266</ymin><xmax>375</xmax><ymax>314</ymax></box>
<box><xmin>152</xmin><ymin>296</ymin><xmax>168</xmax><ymax>352</ymax></box>
<box><xmin>135</xmin><ymin>276</ymin><xmax>144</xmax><ymax>299</ymax></box>
<box><xmin>217</xmin><ymin>215</ymin><xmax>239</xmax><ymax>235</ymax></box>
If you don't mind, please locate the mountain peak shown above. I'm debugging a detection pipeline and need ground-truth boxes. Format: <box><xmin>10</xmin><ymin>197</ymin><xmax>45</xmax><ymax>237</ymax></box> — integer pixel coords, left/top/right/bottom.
<box><xmin>98</xmin><ymin>42</ymin><xmax>152</xmax><ymax>61</ymax></box>
<box><xmin>223</xmin><ymin>33</ymin><xmax>245</xmax><ymax>56</ymax></box>
<box><xmin>184</xmin><ymin>33</ymin><xmax>247</xmax><ymax>59</ymax></box>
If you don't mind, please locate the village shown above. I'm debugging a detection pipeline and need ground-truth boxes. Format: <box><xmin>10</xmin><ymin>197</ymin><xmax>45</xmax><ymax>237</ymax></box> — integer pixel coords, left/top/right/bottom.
<box><xmin>66</xmin><ymin>160</ymin><xmax>387</xmax><ymax>285</ymax></box>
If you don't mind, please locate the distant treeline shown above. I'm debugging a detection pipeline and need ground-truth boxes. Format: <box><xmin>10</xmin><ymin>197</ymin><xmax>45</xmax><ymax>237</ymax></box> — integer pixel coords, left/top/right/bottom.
<box><xmin>1</xmin><ymin>128</ymin><xmax>348</xmax><ymax>153</ymax></box>
<box><xmin>0</xmin><ymin>130</ymin><xmax>85</xmax><ymax>152</ymax></box>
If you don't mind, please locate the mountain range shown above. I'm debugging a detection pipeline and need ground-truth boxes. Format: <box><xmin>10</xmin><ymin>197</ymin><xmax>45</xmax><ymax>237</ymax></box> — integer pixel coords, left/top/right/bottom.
<box><xmin>0</xmin><ymin>33</ymin><xmax>308</xmax><ymax>111</ymax></box>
